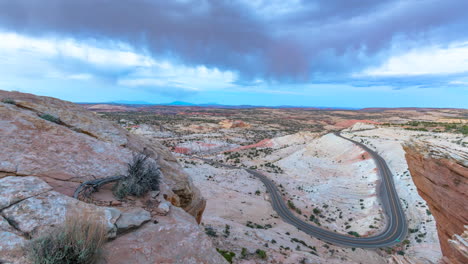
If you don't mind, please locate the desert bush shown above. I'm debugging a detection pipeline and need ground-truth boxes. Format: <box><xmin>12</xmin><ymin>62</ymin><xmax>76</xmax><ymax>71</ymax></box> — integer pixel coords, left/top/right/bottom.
<box><xmin>39</xmin><ymin>113</ymin><xmax>61</xmax><ymax>124</ymax></box>
<box><xmin>2</xmin><ymin>98</ymin><xmax>16</xmax><ymax>104</ymax></box>
<box><xmin>241</xmin><ymin>248</ymin><xmax>248</xmax><ymax>258</ymax></box>
<box><xmin>113</xmin><ymin>152</ymin><xmax>161</xmax><ymax>199</ymax></box>
<box><xmin>347</xmin><ymin>231</ymin><xmax>360</xmax><ymax>237</ymax></box>
<box><xmin>205</xmin><ymin>226</ymin><xmax>218</xmax><ymax>237</ymax></box>
<box><xmin>255</xmin><ymin>249</ymin><xmax>267</xmax><ymax>259</ymax></box>
<box><xmin>216</xmin><ymin>248</ymin><xmax>235</xmax><ymax>263</ymax></box>
<box><xmin>28</xmin><ymin>210</ymin><xmax>106</xmax><ymax>264</ymax></box>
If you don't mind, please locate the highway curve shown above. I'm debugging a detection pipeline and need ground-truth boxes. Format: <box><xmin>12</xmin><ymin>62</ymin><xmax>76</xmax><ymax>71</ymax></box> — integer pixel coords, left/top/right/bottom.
<box><xmin>197</xmin><ymin>132</ymin><xmax>407</xmax><ymax>248</ymax></box>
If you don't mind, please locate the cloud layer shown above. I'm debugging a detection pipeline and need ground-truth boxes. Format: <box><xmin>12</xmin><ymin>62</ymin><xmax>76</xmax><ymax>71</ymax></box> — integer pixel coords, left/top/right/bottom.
<box><xmin>0</xmin><ymin>0</ymin><xmax>467</xmax><ymax>107</ymax></box>
<box><xmin>1</xmin><ymin>0</ymin><xmax>467</xmax><ymax>82</ymax></box>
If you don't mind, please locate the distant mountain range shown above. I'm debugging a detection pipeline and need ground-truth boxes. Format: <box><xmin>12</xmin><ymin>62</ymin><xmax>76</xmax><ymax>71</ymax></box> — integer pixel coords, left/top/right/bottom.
<box><xmin>77</xmin><ymin>101</ymin><xmax>462</xmax><ymax>110</ymax></box>
<box><xmin>77</xmin><ymin>100</ymin><xmax>360</xmax><ymax>109</ymax></box>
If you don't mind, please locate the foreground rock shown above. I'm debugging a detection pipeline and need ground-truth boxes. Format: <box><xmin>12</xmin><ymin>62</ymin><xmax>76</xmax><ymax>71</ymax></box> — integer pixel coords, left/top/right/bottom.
<box><xmin>404</xmin><ymin>141</ymin><xmax>468</xmax><ymax>264</ymax></box>
<box><xmin>0</xmin><ymin>90</ymin><xmax>205</xmax><ymax>222</ymax></box>
<box><xmin>0</xmin><ymin>176</ymin><xmax>119</xmax><ymax>263</ymax></box>
<box><xmin>0</xmin><ymin>215</ymin><xmax>28</xmax><ymax>264</ymax></box>
<box><xmin>115</xmin><ymin>207</ymin><xmax>151</xmax><ymax>234</ymax></box>
<box><xmin>0</xmin><ymin>90</ymin><xmax>222</xmax><ymax>264</ymax></box>
<box><xmin>100</xmin><ymin>206</ymin><xmax>227</xmax><ymax>264</ymax></box>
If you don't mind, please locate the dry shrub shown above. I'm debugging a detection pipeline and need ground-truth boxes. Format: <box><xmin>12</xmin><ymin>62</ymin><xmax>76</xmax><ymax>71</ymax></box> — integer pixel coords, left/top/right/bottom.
<box><xmin>113</xmin><ymin>152</ymin><xmax>161</xmax><ymax>199</ymax></box>
<box><xmin>28</xmin><ymin>209</ymin><xmax>107</xmax><ymax>264</ymax></box>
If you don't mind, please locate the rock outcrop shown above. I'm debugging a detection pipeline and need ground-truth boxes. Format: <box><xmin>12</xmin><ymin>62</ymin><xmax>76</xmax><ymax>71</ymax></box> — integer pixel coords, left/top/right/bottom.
<box><xmin>0</xmin><ymin>90</ymin><xmax>224</xmax><ymax>264</ymax></box>
<box><xmin>404</xmin><ymin>142</ymin><xmax>468</xmax><ymax>264</ymax></box>
<box><xmin>99</xmin><ymin>206</ymin><xmax>227</xmax><ymax>264</ymax></box>
<box><xmin>0</xmin><ymin>90</ymin><xmax>205</xmax><ymax>221</ymax></box>
<box><xmin>0</xmin><ymin>176</ymin><xmax>121</xmax><ymax>263</ymax></box>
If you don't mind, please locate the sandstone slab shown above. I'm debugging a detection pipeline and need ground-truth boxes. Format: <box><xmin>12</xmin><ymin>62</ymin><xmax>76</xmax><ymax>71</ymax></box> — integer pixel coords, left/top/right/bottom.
<box><xmin>100</xmin><ymin>206</ymin><xmax>227</xmax><ymax>264</ymax></box>
<box><xmin>2</xmin><ymin>190</ymin><xmax>120</xmax><ymax>238</ymax></box>
<box><xmin>0</xmin><ymin>216</ymin><xmax>28</xmax><ymax>264</ymax></box>
<box><xmin>0</xmin><ymin>176</ymin><xmax>52</xmax><ymax>210</ymax></box>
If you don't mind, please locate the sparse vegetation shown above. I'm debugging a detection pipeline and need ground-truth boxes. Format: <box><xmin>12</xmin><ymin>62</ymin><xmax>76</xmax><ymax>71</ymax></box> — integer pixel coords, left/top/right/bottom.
<box><xmin>28</xmin><ymin>210</ymin><xmax>106</xmax><ymax>264</ymax></box>
<box><xmin>246</xmin><ymin>221</ymin><xmax>272</xmax><ymax>229</ymax></box>
<box><xmin>255</xmin><ymin>249</ymin><xmax>267</xmax><ymax>259</ymax></box>
<box><xmin>2</xmin><ymin>98</ymin><xmax>16</xmax><ymax>104</ymax></box>
<box><xmin>216</xmin><ymin>248</ymin><xmax>235</xmax><ymax>263</ymax></box>
<box><xmin>205</xmin><ymin>226</ymin><xmax>218</xmax><ymax>237</ymax></box>
<box><xmin>241</xmin><ymin>248</ymin><xmax>248</xmax><ymax>258</ymax></box>
<box><xmin>113</xmin><ymin>152</ymin><xmax>161</xmax><ymax>199</ymax></box>
<box><xmin>39</xmin><ymin>113</ymin><xmax>61</xmax><ymax>124</ymax></box>
<box><xmin>347</xmin><ymin>231</ymin><xmax>360</xmax><ymax>237</ymax></box>
<box><xmin>223</xmin><ymin>224</ymin><xmax>231</xmax><ymax>237</ymax></box>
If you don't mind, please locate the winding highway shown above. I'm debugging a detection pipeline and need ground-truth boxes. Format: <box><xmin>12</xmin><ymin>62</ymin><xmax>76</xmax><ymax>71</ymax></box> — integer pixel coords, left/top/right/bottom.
<box><xmin>196</xmin><ymin>132</ymin><xmax>407</xmax><ymax>248</ymax></box>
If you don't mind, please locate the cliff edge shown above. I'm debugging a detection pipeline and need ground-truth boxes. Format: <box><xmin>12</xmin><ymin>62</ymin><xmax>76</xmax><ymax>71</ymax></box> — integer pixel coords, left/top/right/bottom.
<box><xmin>404</xmin><ymin>141</ymin><xmax>467</xmax><ymax>264</ymax></box>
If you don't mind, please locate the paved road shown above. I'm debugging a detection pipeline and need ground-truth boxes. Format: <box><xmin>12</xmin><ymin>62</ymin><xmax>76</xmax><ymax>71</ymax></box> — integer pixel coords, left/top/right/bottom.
<box><xmin>195</xmin><ymin>132</ymin><xmax>407</xmax><ymax>248</ymax></box>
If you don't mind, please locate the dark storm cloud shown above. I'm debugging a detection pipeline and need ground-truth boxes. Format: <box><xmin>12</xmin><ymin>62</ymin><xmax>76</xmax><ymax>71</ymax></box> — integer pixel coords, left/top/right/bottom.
<box><xmin>0</xmin><ymin>0</ymin><xmax>467</xmax><ymax>82</ymax></box>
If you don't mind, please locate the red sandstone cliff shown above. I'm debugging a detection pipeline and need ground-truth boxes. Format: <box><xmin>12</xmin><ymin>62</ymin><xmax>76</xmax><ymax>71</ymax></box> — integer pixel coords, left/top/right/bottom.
<box><xmin>404</xmin><ymin>142</ymin><xmax>468</xmax><ymax>264</ymax></box>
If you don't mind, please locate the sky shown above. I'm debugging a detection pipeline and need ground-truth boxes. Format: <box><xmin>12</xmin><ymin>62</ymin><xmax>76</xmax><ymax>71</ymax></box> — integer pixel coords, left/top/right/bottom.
<box><xmin>0</xmin><ymin>0</ymin><xmax>467</xmax><ymax>108</ymax></box>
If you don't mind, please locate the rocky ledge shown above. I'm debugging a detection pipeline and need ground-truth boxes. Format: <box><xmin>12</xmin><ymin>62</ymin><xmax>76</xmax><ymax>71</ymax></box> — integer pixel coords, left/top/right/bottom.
<box><xmin>404</xmin><ymin>141</ymin><xmax>467</xmax><ymax>264</ymax></box>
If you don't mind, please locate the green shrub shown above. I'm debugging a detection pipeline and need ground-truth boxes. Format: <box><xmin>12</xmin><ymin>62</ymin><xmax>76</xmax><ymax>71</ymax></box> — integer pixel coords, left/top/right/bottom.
<box><xmin>347</xmin><ymin>231</ymin><xmax>360</xmax><ymax>237</ymax></box>
<box><xmin>241</xmin><ymin>248</ymin><xmax>248</xmax><ymax>258</ymax></box>
<box><xmin>113</xmin><ymin>152</ymin><xmax>161</xmax><ymax>199</ymax></box>
<box><xmin>2</xmin><ymin>98</ymin><xmax>16</xmax><ymax>104</ymax></box>
<box><xmin>204</xmin><ymin>226</ymin><xmax>218</xmax><ymax>237</ymax></box>
<box><xmin>255</xmin><ymin>249</ymin><xmax>267</xmax><ymax>259</ymax></box>
<box><xmin>28</xmin><ymin>210</ymin><xmax>106</xmax><ymax>264</ymax></box>
<box><xmin>223</xmin><ymin>224</ymin><xmax>231</xmax><ymax>237</ymax></box>
<box><xmin>39</xmin><ymin>113</ymin><xmax>61</xmax><ymax>124</ymax></box>
<box><xmin>216</xmin><ymin>248</ymin><xmax>235</xmax><ymax>263</ymax></box>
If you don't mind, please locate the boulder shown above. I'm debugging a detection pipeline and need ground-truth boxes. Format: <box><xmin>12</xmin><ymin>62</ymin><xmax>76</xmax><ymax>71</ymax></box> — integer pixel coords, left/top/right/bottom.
<box><xmin>115</xmin><ymin>208</ymin><xmax>151</xmax><ymax>233</ymax></box>
<box><xmin>157</xmin><ymin>201</ymin><xmax>172</xmax><ymax>215</ymax></box>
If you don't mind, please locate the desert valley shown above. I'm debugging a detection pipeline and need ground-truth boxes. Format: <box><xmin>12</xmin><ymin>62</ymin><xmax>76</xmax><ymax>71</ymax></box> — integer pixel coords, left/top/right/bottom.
<box><xmin>0</xmin><ymin>91</ymin><xmax>467</xmax><ymax>264</ymax></box>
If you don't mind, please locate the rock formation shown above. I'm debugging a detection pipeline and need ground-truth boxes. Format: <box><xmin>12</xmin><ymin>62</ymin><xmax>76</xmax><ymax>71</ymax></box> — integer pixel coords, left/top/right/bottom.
<box><xmin>0</xmin><ymin>90</ymin><xmax>225</xmax><ymax>264</ymax></box>
<box><xmin>404</xmin><ymin>142</ymin><xmax>468</xmax><ymax>264</ymax></box>
<box><xmin>0</xmin><ymin>90</ymin><xmax>205</xmax><ymax>221</ymax></box>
